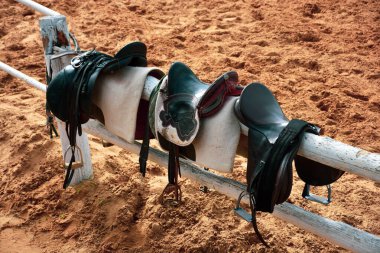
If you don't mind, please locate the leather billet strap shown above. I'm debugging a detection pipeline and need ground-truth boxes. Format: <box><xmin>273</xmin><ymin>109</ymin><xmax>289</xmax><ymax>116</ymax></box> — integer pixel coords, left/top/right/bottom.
<box><xmin>45</xmin><ymin>69</ymin><xmax>59</xmax><ymax>139</ymax></box>
<box><xmin>248</xmin><ymin>193</ymin><xmax>269</xmax><ymax>248</ymax></box>
<box><xmin>235</xmin><ymin>191</ymin><xmax>269</xmax><ymax>247</ymax></box>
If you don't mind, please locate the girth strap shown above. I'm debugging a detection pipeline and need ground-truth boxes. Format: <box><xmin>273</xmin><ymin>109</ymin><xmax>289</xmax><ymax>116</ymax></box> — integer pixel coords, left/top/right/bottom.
<box><xmin>139</xmin><ymin>113</ymin><xmax>150</xmax><ymax>177</ymax></box>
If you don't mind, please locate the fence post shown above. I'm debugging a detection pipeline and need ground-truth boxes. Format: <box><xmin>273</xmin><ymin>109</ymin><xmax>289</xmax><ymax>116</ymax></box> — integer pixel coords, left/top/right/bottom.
<box><xmin>39</xmin><ymin>15</ymin><xmax>93</xmax><ymax>186</ymax></box>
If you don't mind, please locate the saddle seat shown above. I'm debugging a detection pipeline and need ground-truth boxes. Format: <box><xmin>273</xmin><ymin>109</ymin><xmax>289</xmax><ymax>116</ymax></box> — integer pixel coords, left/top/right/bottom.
<box><xmin>235</xmin><ymin>83</ymin><xmax>289</xmax><ymax>143</ymax></box>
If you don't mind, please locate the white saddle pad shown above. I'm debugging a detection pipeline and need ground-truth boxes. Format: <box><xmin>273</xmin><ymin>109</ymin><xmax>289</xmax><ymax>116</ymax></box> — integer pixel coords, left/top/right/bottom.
<box><xmin>92</xmin><ymin>66</ymin><xmax>164</xmax><ymax>143</ymax></box>
<box><xmin>190</xmin><ymin>96</ymin><xmax>241</xmax><ymax>173</ymax></box>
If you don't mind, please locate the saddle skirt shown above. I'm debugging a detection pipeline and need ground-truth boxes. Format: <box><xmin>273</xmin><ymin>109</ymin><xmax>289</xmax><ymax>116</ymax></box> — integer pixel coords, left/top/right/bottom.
<box><xmin>92</xmin><ymin>66</ymin><xmax>165</xmax><ymax>143</ymax></box>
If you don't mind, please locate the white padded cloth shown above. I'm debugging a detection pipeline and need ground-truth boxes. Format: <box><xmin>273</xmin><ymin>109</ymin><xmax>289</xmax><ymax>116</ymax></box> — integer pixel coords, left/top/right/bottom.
<box><xmin>92</xmin><ymin>66</ymin><xmax>164</xmax><ymax>143</ymax></box>
<box><xmin>191</xmin><ymin>96</ymin><xmax>241</xmax><ymax>173</ymax></box>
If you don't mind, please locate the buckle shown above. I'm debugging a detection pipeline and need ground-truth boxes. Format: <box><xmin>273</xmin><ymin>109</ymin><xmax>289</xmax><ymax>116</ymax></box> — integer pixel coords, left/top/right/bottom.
<box><xmin>302</xmin><ymin>184</ymin><xmax>332</xmax><ymax>205</ymax></box>
<box><xmin>70</xmin><ymin>50</ymin><xmax>94</xmax><ymax>68</ymax></box>
<box><xmin>71</xmin><ymin>56</ymin><xmax>82</xmax><ymax>68</ymax></box>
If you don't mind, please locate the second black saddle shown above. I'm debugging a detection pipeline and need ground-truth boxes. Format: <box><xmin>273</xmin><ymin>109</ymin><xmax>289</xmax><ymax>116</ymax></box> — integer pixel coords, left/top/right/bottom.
<box><xmin>234</xmin><ymin>82</ymin><xmax>344</xmax><ymax>246</ymax></box>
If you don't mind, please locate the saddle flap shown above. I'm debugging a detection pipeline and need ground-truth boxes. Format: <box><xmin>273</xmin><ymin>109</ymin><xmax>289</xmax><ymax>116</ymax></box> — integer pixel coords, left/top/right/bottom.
<box><xmin>154</xmin><ymin>62</ymin><xmax>242</xmax><ymax>147</ymax></box>
<box><xmin>154</xmin><ymin>74</ymin><xmax>201</xmax><ymax>146</ymax></box>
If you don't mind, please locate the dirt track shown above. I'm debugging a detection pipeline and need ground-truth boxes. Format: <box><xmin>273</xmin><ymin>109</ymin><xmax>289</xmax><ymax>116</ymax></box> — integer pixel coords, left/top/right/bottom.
<box><xmin>0</xmin><ymin>0</ymin><xmax>379</xmax><ymax>252</ymax></box>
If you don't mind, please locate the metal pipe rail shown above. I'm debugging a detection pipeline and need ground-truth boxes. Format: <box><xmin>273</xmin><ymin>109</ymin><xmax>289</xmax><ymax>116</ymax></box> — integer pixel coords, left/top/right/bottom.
<box><xmin>0</xmin><ymin>61</ymin><xmax>46</xmax><ymax>92</ymax></box>
<box><xmin>15</xmin><ymin>0</ymin><xmax>60</xmax><ymax>16</ymax></box>
<box><xmin>83</xmin><ymin>119</ymin><xmax>380</xmax><ymax>253</ymax></box>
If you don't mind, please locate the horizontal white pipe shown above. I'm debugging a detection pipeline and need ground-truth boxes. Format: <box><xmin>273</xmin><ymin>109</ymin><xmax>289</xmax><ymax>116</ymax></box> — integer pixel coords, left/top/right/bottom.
<box><xmin>241</xmin><ymin>125</ymin><xmax>380</xmax><ymax>183</ymax></box>
<box><xmin>83</xmin><ymin>119</ymin><xmax>380</xmax><ymax>253</ymax></box>
<box><xmin>298</xmin><ymin>133</ymin><xmax>380</xmax><ymax>182</ymax></box>
<box><xmin>0</xmin><ymin>61</ymin><xmax>46</xmax><ymax>92</ymax></box>
<box><xmin>15</xmin><ymin>0</ymin><xmax>60</xmax><ymax>16</ymax></box>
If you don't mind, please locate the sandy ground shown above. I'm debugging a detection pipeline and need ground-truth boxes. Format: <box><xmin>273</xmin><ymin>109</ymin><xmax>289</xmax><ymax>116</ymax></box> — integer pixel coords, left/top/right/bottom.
<box><xmin>0</xmin><ymin>0</ymin><xmax>379</xmax><ymax>252</ymax></box>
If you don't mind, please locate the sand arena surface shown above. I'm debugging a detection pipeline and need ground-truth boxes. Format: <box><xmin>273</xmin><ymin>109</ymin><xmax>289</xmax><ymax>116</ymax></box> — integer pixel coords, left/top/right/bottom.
<box><xmin>0</xmin><ymin>0</ymin><xmax>379</xmax><ymax>252</ymax></box>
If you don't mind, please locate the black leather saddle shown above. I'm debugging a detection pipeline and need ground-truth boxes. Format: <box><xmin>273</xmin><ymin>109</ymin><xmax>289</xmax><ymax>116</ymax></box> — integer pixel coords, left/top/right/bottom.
<box><xmin>158</xmin><ymin>61</ymin><xmax>242</xmax><ymax>144</ymax></box>
<box><xmin>47</xmin><ymin>41</ymin><xmax>148</xmax><ymax>188</ymax></box>
<box><xmin>143</xmin><ymin>62</ymin><xmax>242</xmax><ymax>205</ymax></box>
<box><xmin>234</xmin><ymin>83</ymin><xmax>344</xmax><ymax>246</ymax></box>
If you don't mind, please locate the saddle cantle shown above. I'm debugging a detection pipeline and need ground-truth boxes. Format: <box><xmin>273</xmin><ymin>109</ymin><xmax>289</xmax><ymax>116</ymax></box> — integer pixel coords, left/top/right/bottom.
<box><xmin>234</xmin><ymin>83</ymin><xmax>344</xmax><ymax>246</ymax></box>
<box><xmin>144</xmin><ymin>62</ymin><xmax>242</xmax><ymax>204</ymax></box>
<box><xmin>46</xmin><ymin>41</ymin><xmax>148</xmax><ymax>188</ymax></box>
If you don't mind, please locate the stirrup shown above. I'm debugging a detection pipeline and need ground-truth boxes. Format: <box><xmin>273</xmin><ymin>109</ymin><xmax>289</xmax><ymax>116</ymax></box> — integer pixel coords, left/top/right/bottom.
<box><xmin>159</xmin><ymin>183</ymin><xmax>182</xmax><ymax>207</ymax></box>
<box><xmin>62</xmin><ymin>145</ymin><xmax>83</xmax><ymax>189</ymax></box>
<box><xmin>302</xmin><ymin>184</ymin><xmax>332</xmax><ymax>205</ymax></box>
<box><xmin>63</xmin><ymin>145</ymin><xmax>84</xmax><ymax>170</ymax></box>
<box><xmin>101</xmin><ymin>140</ymin><xmax>113</xmax><ymax>147</ymax></box>
<box><xmin>234</xmin><ymin>191</ymin><xmax>253</xmax><ymax>222</ymax></box>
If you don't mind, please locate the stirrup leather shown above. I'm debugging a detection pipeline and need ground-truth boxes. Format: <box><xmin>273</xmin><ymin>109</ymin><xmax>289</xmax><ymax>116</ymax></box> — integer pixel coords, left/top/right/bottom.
<box><xmin>234</xmin><ymin>191</ymin><xmax>269</xmax><ymax>247</ymax></box>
